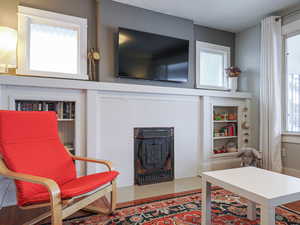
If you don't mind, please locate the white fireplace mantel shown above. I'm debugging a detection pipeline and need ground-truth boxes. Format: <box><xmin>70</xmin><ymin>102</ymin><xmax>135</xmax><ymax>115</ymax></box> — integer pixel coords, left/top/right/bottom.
<box><xmin>0</xmin><ymin>75</ymin><xmax>252</xmax><ymax>99</ymax></box>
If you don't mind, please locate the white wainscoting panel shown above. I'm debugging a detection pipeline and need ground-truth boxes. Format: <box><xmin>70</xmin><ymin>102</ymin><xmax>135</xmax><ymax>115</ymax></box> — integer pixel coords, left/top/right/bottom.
<box><xmin>95</xmin><ymin>92</ymin><xmax>201</xmax><ymax>187</ymax></box>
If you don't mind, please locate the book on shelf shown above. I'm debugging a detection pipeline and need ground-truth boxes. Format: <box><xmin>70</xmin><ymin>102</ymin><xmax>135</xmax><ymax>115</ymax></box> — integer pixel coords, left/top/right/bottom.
<box><xmin>214</xmin><ymin>123</ymin><xmax>237</xmax><ymax>137</ymax></box>
<box><xmin>15</xmin><ymin>100</ymin><xmax>75</xmax><ymax>119</ymax></box>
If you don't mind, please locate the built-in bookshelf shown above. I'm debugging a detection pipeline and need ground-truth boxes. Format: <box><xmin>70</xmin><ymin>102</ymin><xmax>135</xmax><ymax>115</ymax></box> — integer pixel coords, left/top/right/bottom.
<box><xmin>15</xmin><ymin>100</ymin><xmax>76</xmax><ymax>155</ymax></box>
<box><xmin>213</xmin><ymin>106</ymin><xmax>239</xmax><ymax>155</ymax></box>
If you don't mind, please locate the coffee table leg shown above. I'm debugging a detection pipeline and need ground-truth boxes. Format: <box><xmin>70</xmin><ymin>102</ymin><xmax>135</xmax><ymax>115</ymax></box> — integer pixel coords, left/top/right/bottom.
<box><xmin>202</xmin><ymin>178</ymin><xmax>212</xmax><ymax>225</ymax></box>
<box><xmin>261</xmin><ymin>205</ymin><xmax>275</xmax><ymax>225</ymax></box>
<box><xmin>246</xmin><ymin>200</ymin><xmax>256</xmax><ymax>220</ymax></box>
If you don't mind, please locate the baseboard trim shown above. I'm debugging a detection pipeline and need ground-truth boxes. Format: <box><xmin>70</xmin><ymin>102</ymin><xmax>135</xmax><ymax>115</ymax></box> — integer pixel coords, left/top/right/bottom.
<box><xmin>198</xmin><ymin>158</ymin><xmax>241</xmax><ymax>175</ymax></box>
<box><xmin>283</xmin><ymin>167</ymin><xmax>300</xmax><ymax>178</ymax></box>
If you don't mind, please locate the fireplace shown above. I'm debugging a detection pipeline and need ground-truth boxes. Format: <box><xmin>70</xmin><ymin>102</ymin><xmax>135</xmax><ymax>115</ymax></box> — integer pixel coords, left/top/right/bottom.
<box><xmin>134</xmin><ymin>127</ymin><xmax>174</xmax><ymax>185</ymax></box>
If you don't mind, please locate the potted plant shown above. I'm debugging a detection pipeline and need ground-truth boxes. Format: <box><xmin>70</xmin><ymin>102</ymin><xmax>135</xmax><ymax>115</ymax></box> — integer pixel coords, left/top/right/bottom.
<box><xmin>225</xmin><ymin>67</ymin><xmax>241</xmax><ymax>92</ymax></box>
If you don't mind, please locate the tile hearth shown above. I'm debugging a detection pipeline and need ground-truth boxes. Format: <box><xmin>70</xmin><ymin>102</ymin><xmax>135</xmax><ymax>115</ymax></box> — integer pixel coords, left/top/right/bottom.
<box><xmin>117</xmin><ymin>176</ymin><xmax>201</xmax><ymax>203</ymax></box>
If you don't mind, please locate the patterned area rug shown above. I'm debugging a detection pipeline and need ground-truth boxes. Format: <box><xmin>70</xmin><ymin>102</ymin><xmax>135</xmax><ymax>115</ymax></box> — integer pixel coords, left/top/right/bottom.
<box><xmin>64</xmin><ymin>188</ymin><xmax>300</xmax><ymax>225</ymax></box>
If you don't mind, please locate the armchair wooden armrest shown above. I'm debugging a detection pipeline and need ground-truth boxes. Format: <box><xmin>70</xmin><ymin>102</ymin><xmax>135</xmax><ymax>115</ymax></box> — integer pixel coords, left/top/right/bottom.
<box><xmin>4</xmin><ymin>170</ymin><xmax>60</xmax><ymax>195</ymax></box>
<box><xmin>71</xmin><ymin>155</ymin><xmax>113</xmax><ymax>171</ymax></box>
<box><xmin>0</xmin><ymin>161</ymin><xmax>63</xmax><ymax>223</ymax></box>
<box><xmin>0</xmin><ymin>160</ymin><xmax>61</xmax><ymax>199</ymax></box>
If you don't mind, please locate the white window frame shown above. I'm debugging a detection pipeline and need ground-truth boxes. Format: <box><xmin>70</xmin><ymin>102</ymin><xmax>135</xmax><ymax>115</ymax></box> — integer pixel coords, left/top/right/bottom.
<box><xmin>17</xmin><ymin>6</ymin><xmax>88</xmax><ymax>80</ymax></box>
<box><xmin>282</xmin><ymin>19</ymin><xmax>300</xmax><ymax>134</ymax></box>
<box><xmin>196</xmin><ymin>41</ymin><xmax>230</xmax><ymax>90</ymax></box>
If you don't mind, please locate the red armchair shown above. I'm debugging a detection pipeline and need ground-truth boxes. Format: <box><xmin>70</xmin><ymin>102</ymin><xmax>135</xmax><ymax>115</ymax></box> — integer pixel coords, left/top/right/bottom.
<box><xmin>0</xmin><ymin>111</ymin><xmax>119</xmax><ymax>225</ymax></box>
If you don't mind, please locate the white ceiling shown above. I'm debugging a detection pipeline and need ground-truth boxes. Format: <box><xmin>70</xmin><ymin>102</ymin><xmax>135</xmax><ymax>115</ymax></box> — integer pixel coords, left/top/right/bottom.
<box><xmin>113</xmin><ymin>0</ymin><xmax>300</xmax><ymax>32</ymax></box>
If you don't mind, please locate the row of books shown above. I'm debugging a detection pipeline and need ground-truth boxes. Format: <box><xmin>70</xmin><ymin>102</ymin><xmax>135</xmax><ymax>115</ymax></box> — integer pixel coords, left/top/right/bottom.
<box><xmin>15</xmin><ymin>101</ymin><xmax>75</xmax><ymax>119</ymax></box>
<box><xmin>214</xmin><ymin>123</ymin><xmax>237</xmax><ymax>137</ymax></box>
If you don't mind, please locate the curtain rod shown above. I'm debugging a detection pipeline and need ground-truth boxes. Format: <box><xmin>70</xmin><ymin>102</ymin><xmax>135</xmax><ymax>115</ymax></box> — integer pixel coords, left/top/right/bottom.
<box><xmin>281</xmin><ymin>8</ymin><xmax>300</xmax><ymax>19</ymax></box>
<box><xmin>274</xmin><ymin>8</ymin><xmax>300</xmax><ymax>22</ymax></box>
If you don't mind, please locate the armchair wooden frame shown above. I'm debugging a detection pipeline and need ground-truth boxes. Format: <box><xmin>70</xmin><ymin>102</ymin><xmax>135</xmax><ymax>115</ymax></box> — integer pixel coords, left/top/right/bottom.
<box><xmin>0</xmin><ymin>152</ymin><xmax>117</xmax><ymax>225</ymax></box>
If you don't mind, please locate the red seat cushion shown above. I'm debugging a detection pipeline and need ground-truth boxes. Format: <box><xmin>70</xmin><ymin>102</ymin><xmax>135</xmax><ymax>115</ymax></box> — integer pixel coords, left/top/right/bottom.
<box><xmin>0</xmin><ymin>111</ymin><xmax>76</xmax><ymax>206</ymax></box>
<box><xmin>21</xmin><ymin>171</ymin><xmax>119</xmax><ymax>206</ymax></box>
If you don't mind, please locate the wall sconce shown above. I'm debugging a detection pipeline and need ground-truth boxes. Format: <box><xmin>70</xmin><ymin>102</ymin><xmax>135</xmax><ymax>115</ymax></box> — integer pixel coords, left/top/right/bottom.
<box><xmin>0</xmin><ymin>26</ymin><xmax>17</xmax><ymax>74</ymax></box>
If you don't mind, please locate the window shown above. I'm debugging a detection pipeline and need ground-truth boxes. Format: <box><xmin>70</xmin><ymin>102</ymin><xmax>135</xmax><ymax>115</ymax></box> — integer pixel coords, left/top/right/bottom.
<box><xmin>17</xmin><ymin>6</ymin><xmax>88</xmax><ymax>80</ymax></box>
<box><xmin>196</xmin><ymin>41</ymin><xmax>230</xmax><ymax>90</ymax></box>
<box><xmin>285</xmin><ymin>33</ymin><xmax>300</xmax><ymax>132</ymax></box>
<box><xmin>30</xmin><ymin>23</ymin><xmax>78</xmax><ymax>74</ymax></box>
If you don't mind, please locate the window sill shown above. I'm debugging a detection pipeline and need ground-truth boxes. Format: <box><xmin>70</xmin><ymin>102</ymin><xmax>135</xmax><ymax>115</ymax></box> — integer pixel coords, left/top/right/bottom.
<box><xmin>196</xmin><ymin>85</ymin><xmax>231</xmax><ymax>91</ymax></box>
<box><xmin>282</xmin><ymin>132</ymin><xmax>300</xmax><ymax>144</ymax></box>
<box><xmin>16</xmin><ymin>70</ymin><xmax>89</xmax><ymax>80</ymax></box>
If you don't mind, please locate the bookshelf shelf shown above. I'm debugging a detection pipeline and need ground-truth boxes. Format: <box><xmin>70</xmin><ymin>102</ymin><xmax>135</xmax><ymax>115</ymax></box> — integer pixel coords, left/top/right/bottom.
<box><xmin>58</xmin><ymin>119</ymin><xmax>75</xmax><ymax>122</ymax></box>
<box><xmin>213</xmin><ymin>136</ymin><xmax>238</xmax><ymax>140</ymax></box>
<box><xmin>213</xmin><ymin>120</ymin><xmax>237</xmax><ymax>123</ymax></box>
<box><xmin>212</xmin><ymin>152</ymin><xmax>239</xmax><ymax>158</ymax></box>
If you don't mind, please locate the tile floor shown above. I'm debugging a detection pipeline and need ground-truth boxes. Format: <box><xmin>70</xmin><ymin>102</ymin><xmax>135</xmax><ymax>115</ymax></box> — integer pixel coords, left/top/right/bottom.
<box><xmin>117</xmin><ymin>176</ymin><xmax>201</xmax><ymax>203</ymax></box>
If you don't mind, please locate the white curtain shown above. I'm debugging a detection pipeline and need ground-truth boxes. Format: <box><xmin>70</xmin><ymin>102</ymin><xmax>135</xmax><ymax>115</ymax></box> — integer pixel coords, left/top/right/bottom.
<box><xmin>260</xmin><ymin>16</ymin><xmax>282</xmax><ymax>172</ymax></box>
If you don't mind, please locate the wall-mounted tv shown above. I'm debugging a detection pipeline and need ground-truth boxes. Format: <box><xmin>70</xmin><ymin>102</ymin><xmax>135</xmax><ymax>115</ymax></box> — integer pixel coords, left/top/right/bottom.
<box><xmin>117</xmin><ymin>28</ymin><xmax>189</xmax><ymax>83</ymax></box>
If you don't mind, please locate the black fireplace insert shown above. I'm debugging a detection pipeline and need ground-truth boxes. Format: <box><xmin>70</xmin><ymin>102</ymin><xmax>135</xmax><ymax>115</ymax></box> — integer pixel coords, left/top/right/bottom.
<box><xmin>134</xmin><ymin>127</ymin><xmax>174</xmax><ymax>185</ymax></box>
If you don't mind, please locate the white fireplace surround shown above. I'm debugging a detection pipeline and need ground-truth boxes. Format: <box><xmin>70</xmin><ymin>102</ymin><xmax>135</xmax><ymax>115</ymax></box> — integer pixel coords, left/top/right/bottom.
<box><xmin>0</xmin><ymin>75</ymin><xmax>251</xmax><ymax>206</ymax></box>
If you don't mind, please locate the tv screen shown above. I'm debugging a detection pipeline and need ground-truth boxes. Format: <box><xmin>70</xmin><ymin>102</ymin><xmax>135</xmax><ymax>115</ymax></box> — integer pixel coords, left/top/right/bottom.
<box><xmin>117</xmin><ymin>28</ymin><xmax>189</xmax><ymax>83</ymax></box>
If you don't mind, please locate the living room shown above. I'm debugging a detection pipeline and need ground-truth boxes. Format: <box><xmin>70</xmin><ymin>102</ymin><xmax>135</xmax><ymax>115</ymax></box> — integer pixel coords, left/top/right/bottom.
<box><xmin>0</xmin><ymin>0</ymin><xmax>300</xmax><ymax>224</ymax></box>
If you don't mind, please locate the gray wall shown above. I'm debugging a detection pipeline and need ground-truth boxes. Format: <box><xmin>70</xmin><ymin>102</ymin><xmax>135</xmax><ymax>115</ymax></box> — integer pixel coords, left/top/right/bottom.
<box><xmin>1</xmin><ymin>0</ymin><xmax>236</xmax><ymax>88</ymax></box>
<box><xmin>98</xmin><ymin>0</ymin><xmax>194</xmax><ymax>88</ymax></box>
<box><xmin>98</xmin><ymin>0</ymin><xmax>235</xmax><ymax>88</ymax></box>
<box><xmin>281</xmin><ymin>4</ymin><xmax>300</xmax><ymax>25</ymax></box>
<box><xmin>194</xmin><ymin>25</ymin><xmax>235</xmax><ymax>65</ymax></box>
<box><xmin>282</xmin><ymin>143</ymin><xmax>300</xmax><ymax>170</ymax></box>
<box><xmin>235</xmin><ymin>24</ymin><xmax>261</xmax><ymax>149</ymax></box>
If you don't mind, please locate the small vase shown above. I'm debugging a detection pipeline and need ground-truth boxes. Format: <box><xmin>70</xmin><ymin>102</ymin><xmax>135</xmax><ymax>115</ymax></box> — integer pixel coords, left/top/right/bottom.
<box><xmin>229</xmin><ymin>77</ymin><xmax>238</xmax><ymax>92</ymax></box>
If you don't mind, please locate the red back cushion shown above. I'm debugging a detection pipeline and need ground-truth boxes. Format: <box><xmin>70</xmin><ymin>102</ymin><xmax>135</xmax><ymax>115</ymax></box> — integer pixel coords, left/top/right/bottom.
<box><xmin>0</xmin><ymin>111</ymin><xmax>76</xmax><ymax>205</ymax></box>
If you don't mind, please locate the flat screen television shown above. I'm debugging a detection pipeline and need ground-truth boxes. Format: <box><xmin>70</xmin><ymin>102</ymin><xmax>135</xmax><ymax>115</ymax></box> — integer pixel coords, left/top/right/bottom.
<box><xmin>117</xmin><ymin>28</ymin><xmax>189</xmax><ymax>83</ymax></box>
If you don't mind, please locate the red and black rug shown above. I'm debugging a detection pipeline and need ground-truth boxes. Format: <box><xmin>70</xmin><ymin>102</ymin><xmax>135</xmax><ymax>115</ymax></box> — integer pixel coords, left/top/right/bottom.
<box><xmin>64</xmin><ymin>188</ymin><xmax>300</xmax><ymax>225</ymax></box>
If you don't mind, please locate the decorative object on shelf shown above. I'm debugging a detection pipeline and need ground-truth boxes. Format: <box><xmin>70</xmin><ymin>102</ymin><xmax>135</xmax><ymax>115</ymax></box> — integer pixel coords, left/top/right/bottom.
<box><xmin>227</xmin><ymin>113</ymin><xmax>237</xmax><ymax>121</ymax></box>
<box><xmin>226</xmin><ymin>66</ymin><xmax>241</xmax><ymax>92</ymax></box>
<box><xmin>242</xmin><ymin>121</ymin><xmax>250</xmax><ymax>129</ymax></box>
<box><xmin>237</xmin><ymin>147</ymin><xmax>262</xmax><ymax>167</ymax></box>
<box><xmin>214</xmin><ymin>123</ymin><xmax>237</xmax><ymax>137</ymax></box>
<box><xmin>225</xmin><ymin>66</ymin><xmax>241</xmax><ymax>77</ymax></box>
<box><xmin>213</xmin><ymin>146</ymin><xmax>227</xmax><ymax>154</ymax></box>
<box><xmin>213</xmin><ymin>112</ymin><xmax>223</xmax><ymax>121</ymax></box>
<box><xmin>213</xmin><ymin>140</ymin><xmax>238</xmax><ymax>155</ymax></box>
<box><xmin>226</xmin><ymin>141</ymin><xmax>237</xmax><ymax>153</ymax></box>
<box><xmin>0</xmin><ymin>26</ymin><xmax>17</xmax><ymax>74</ymax></box>
<box><xmin>88</xmin><ymin>48</ymin><xmax>100</xmax><ymax>81</ymax></box>
<box><xmin>214</xmin><ymin>111</ymin><xmax>237</xmax><ymax>121</ymax></box>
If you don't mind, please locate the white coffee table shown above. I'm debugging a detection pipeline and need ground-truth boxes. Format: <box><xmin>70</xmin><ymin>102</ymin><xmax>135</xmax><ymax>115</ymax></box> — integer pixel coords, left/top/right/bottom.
<box><xmin>202</xmin><ymin>167</ymin><xmax>300</xmax><ymax>225</ymax></box>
